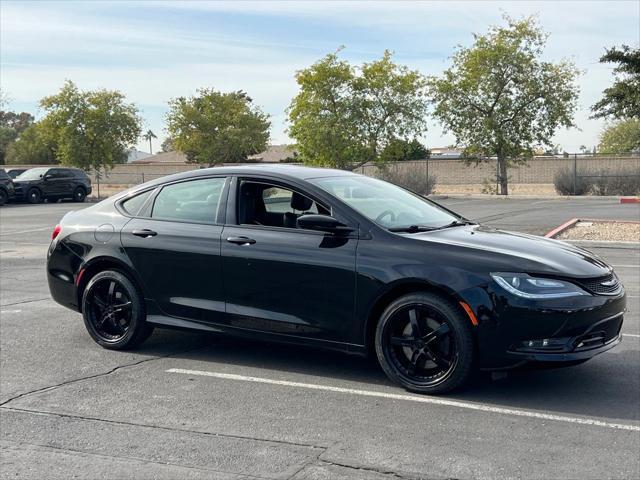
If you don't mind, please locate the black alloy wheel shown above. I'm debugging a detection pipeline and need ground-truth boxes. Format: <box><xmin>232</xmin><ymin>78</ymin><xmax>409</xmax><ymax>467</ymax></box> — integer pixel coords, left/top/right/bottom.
<box><xmin>375</xmin><ymin>293</ymin><xmax>475</xmax><ymax>394</ymax></box>
<box><xmin>73</xmin><ymin>187</ymin><xmax>86</xmax><ymax>202</ymax></box>
<box><xmin>0</xmin><ymin>189</ymin><xmax>7</xmax><ymax>206</ymax></box>
<box><xmin>82</xmin><ymin>270</ymin><xmax>153</xmax><ymax>349</ymax></box>
<box><xmin>27</xmin><ymin>188</ymin><xmax>42</xmax><ymax>204</ymax></box>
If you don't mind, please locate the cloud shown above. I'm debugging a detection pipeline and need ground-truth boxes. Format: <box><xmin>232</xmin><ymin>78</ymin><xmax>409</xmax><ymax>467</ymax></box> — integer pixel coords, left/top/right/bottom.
<box><xmin>1</xmin><ymin>0</ymin><xmax>638</xmax><ymax>152</ymax></box>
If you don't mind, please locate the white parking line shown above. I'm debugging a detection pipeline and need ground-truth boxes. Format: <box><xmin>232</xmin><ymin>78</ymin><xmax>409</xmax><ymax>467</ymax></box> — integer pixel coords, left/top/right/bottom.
<box><xmin>623</xmin><ymin>333</ymin><xmax>640</xmax><ymax>338</ymax></box>
<box><xmin>167</xmin><ymin>368</ymin><xmax>640</xmax><ymax>432</ymax></box>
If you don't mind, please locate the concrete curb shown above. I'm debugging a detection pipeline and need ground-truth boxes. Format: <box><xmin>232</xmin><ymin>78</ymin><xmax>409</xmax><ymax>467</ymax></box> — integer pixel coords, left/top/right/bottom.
<box><xmin>545</xmin><ymin>218</ymin><xmax>579</xmax><ymax>238</ymax></box>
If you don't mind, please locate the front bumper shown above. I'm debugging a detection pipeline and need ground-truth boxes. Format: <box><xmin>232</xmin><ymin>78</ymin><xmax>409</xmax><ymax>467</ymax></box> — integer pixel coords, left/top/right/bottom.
<box><xmin>462</xmin><ymin>284</ymin><xmax>626</xmax><ymax>369</ymax></box>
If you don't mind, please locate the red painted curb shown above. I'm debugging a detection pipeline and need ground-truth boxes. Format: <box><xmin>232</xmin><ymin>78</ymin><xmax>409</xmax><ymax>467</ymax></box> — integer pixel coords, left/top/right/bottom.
<box><xmin>620</xmin><ymin>197</ymin><xmax>640</xmax><ymax>204</ymax></box>
<box><xmin>545</xmin><ymin>218</ymin><xmax>579</xmax><ymax>238</ymax></box>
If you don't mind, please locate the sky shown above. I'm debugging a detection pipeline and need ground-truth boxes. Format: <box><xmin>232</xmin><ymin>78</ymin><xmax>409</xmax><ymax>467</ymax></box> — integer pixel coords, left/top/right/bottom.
<box><xmin>1</xmin><ymin>0</ymin><xmax>639</xmax><ymax>154</ymax></box>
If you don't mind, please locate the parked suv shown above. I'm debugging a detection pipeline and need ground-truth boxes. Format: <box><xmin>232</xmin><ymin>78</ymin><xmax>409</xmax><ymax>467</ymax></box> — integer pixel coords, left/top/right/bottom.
<box><xmin>0</xmin><ymin>169</ymin><xmax>16</xmax><ymax>206</ymax></box>
<box><xmin>13</xmin><ymin>167</ymin><xmax>92</xmax><ymax>203</ymax></box>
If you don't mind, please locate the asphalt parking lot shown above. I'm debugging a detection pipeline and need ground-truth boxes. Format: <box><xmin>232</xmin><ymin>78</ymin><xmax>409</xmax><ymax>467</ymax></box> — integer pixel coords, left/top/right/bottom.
<box><xmin>1</xmin><ymin>197</ymin><xmax>639</xmax><ymax>480</ymax></box>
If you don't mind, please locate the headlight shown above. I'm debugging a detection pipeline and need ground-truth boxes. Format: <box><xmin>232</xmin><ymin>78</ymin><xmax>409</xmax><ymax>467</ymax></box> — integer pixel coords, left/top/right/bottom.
<box><xmin>490</xmin><ymin>272</ymin><xmax>589</xmax><ymax>299</ymax></box>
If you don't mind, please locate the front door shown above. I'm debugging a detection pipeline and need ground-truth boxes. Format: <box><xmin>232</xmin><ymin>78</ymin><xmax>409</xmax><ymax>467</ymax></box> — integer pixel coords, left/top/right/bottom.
<box><xmin>121</xmin><ymin>176</ymin><xmax>228</xmax><ymax>323</ymax></box>
<box><xmin>221</xmin><ymin>178</ymin><xmax>358</xmax><ymax>343</ymax></box>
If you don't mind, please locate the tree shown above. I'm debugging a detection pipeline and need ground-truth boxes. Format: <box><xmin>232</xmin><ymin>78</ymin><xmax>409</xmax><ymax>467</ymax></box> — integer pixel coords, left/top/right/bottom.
<box><xmin>288</xmin><ymin>49</ymin><xmax>428</xmax><ymax>170</ymax></box>
<box><xmin>160</xmin><ymin>137</ymin><xmax>174</xmax><ymax>153</ymax></box>
<box><xmin>598</xmin><ymin>119</ymin><xmax>640</xmax><ymax>154</ymax></box>
<box><xmin>39</xmin><ymin>80</ymin><xmax>141</xmax><ymax>171</ymax></box>
<box><xmin>166</xmin><ymin>89</ymin><xmax>270</xmax><ymax>166</ymax></box>
<box><xmin>5</xmin><ymin>123</ymin><xmax>57</xmax><ymax>165</ymax></box>
<box><xmin>0</xmin><ymin>111</ymin><xmax>35</xmax><ymax>164</ymax></box>
<box><xmin>379</xmin><ymin>138</ymin><xmax>430</xmax><ymax>163</ymax></box>
<box><xmin>427</xmin><ymin>16</ymin><xmax>579</xmax><ymax>195</ymax></box>
<box><xmin>143</xmin><ymin>129</ymin><xmax>157</xmax><ymax>154</ymax></box>
<box><xmin>591</xmin><ymin>45</ymin><xmax>640</xmax><ymax>120</ymax></box>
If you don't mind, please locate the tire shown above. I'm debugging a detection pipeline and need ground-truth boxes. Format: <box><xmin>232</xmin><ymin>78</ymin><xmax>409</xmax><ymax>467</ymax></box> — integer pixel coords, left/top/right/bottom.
<box><xmin>73</xmin><ymin>186</ymin><xmax>86</xmax><ymax>202</ymax></box>
<box><xmin>0</xmin><ymin>188</ymin><xmax>7</xmax><ymax>206</ymax></box>
<box><xmin>82</xmin><ymin>270</ymin><xmax>154</xmax><ymax>350</ymax></box>
<box><xmin>27</xmin><ymin>188</ymin><xmax>42</xmax><ymax>204</ymax></box>
<box><xmin>375</xmin><ymin>292</ymin><xmax>475</xmax><ymax>394</ymax></box>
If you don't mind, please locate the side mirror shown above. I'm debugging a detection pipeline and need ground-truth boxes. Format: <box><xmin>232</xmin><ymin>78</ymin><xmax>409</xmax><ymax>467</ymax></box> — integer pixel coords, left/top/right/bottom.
<box><xmin>43</xmin><ymin>174</ymin><xmax>52</xmax><ymax>180</ymax></box>
<box><xmin>297</xmin><ymin>214</ymin><xmax>354</xmax><ymax>235</ymax></box>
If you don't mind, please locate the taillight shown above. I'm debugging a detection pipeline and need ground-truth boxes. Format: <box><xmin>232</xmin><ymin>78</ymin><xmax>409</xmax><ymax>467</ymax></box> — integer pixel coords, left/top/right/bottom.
<box><xmin>52</xmin><ymin>224</ymin><xmax>62</xmax><ymax>240</ymax></box>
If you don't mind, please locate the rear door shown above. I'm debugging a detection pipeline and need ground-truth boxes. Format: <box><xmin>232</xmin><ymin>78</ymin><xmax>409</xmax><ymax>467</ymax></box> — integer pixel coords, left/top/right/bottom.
<box><xmin>44</xmin><ymin>168</ymin><xmax>71</xmax><ymax>197</ymax></box>
<box><xmin>120</xmin><ymin>176</ymin><xmax>229</xmax><ymax>323</ymax></box>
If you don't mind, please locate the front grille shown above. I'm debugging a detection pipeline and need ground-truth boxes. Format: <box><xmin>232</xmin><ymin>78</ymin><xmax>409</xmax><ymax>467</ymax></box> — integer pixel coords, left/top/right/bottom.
<box><xmin>574</xmin><ymin>273</ymin><xmax>621</xmax><ymax>295</ymax></box>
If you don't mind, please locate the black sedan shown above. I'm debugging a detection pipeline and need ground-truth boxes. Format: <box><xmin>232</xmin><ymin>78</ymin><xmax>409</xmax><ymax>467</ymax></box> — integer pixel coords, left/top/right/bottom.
<box><xmin>47</xmin><ymin>165</ymin><xmax>625</xmax><ymax>393</ymax></box>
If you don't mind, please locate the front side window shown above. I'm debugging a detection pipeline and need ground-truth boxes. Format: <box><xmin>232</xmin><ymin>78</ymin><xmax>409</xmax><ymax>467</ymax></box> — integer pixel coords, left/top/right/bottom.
<box><xmin>238</xmin><ymin>181</ymin><xmax>329</xmax><ymax>229</ymax></box>
<box><xmin>151</xmin><ymin>177</ymin><xmax>226</xmax><ymax>224</ymax></box>
<box><xmin>310</xmin><ymin>175</ymin><xmax>457</xmax><ymax>229</ymax></box>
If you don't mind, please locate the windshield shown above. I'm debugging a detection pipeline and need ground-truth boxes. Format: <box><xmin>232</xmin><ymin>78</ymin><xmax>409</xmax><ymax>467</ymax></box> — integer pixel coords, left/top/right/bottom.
<box><xmin>310</xmin><ymin>175</ymin><xmax>459</xmax><ymax>229</ymax></box>
<box><xmin>15</xmin><ymin>168</ymin><xmax>49</xmax><ymax>181</ymax></box>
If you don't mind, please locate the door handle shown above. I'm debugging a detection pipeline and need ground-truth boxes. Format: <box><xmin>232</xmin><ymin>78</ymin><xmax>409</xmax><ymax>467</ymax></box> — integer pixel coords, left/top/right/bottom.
<box><xmin>132</xmin><ymin>229</ymin><xmax>157</xmax><ymax>238</ymax></box>
<box><xmin>226</xmin><ymin>236</ymin><xmax>256</xmax><ymax>245</ymax></box>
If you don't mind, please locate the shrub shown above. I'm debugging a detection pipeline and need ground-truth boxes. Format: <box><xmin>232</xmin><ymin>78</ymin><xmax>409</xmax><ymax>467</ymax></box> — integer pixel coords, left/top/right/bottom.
<box><xmin>553</xmin><ymin>168</ymin><xmax>591</xmax><ymax>195</ymax></box>
<box><xmin>554</xmin><ymin>167</ymin><xmax>640</xmax><ymax>196</ymax></box>
<box><xmin>377</xmin><ymin>168</ymin><xmax>437</xmax><ymax>195</ymax></box>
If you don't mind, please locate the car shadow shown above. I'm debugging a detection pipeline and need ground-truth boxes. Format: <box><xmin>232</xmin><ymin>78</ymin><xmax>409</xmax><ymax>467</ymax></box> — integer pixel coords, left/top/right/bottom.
<box><xmin>134</xmin><ymin>328</ymin><xmax>640</xmax><ymax>423</ymax></box>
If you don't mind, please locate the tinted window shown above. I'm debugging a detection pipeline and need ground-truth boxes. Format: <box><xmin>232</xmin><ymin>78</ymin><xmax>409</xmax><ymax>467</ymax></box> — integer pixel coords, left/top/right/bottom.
<box><xmin>152</xmin><ymin>177</ymin><xmax>226</xmax><ymax>223</ymax></box>
<box><xmin>15</xmin><ymin>168</ymin><xmax>49</xmax><ymax>181</ymax></box>
<box><xmin>311</xmin><ymin>175</ymin><xmax>456</xmax><ymax>229</ymax></box>
<box><xmin>0</xmin><ymin>169</ymin><xmax>9</xmax><ymax>180</ymax></box>
<box><xmin>46</xmin><ymin>169</ymin><xmax>67</xmax><ymax>179</ymax></box>
<box><xmin>121</xmin><ymin>190</ymin><xmax>154</xmax><ymax>216</ymax></box>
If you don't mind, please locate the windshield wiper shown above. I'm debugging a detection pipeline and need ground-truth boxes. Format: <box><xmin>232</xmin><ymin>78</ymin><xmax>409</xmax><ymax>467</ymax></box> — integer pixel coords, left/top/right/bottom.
<box><xmin>388</xmin><ymin>225</ymin><xmax>438</xmax><ymax>233</ymax></box>
<box><xmin>437</xmin><ymin>220</ymin><xmax>475</xmax><ymax>229</ymax></box>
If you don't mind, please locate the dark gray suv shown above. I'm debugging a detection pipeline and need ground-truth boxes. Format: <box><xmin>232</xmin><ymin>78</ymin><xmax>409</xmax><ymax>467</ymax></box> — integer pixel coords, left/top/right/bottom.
<box><xmin>0</xmin><ymin>169</ymin><xmax>16</xmax><ymax>206</ymax></box>
<box><xmin>13</xmin><ymin>167</ymin><xmax>92</xmax><ymax>203</ymax></box>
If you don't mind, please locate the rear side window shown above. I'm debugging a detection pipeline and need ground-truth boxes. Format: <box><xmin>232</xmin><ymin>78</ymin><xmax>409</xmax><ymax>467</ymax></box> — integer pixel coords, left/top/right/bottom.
<box><xmin>151</xmin><ymin>177</ymin><xmax>226</xmax><ymax>224</ymax></box>
<box><xmin>121</xmin><ymin>190</ymin><xmax>154</xmax><ymax>216</ymax></box>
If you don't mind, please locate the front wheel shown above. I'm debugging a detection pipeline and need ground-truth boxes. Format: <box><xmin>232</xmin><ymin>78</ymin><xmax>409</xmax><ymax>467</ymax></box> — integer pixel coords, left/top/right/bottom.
<box><xmin>375</xmin><ymin>292</ymin><xmax>475</xmax><ymax>394</ymax></box>
<box><xmin>82</xmin><ymin>270</ymin><xmax>153</xmax><ymax>350</ymax></box>
<box><xmin>27</xmin><ymin>188</ymin><xmax>42</xmax><ymax>204</ymax></box>
<box><xmin>0</xmin><ymin>189</ymin><xmax>7</xmax><ymax>206</ymax></box>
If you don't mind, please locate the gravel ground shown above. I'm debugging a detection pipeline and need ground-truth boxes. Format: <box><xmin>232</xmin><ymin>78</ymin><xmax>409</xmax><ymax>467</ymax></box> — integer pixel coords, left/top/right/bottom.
<box><xmin>557</xmin><ymin>221</ymin><xmax>640</xmax><ymax>242</ymax></box>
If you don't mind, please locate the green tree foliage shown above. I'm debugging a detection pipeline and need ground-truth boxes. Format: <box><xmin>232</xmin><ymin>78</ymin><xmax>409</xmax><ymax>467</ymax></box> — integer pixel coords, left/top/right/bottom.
<box><xmin>591</xmin><ymin>45</ymin><xmax>640</xmax><ymax>120</ymax></box>
<box><xmin>379</xmin><ymin>138</ymin><xmax>430</xmax><ymax>163</ymax></box>
<box><xmin>598</xmin><ymin>119</ymin><xmax>640</xmax><ymax>154</ymax></box>
<box><xmin>427</xmin><ymin>16</ymin><xmax>579</xmax><ymax>194</ymax></box>
<box><xmin>0</xmin><ymin>111</ymin><xmax>35</xmax><ymax>164</ymax></box>
<box><xmin>166</xmin><ymin>89</ymin><xmax>270</xmax><ymax>166</ymax></box>
<box><xmin>39</xmin><ymin>80</ymin><xmax>141</xmax><ymax>170</ymax></box>
<box><xmin>5</xmin><ymin>123</ymin><xmax>57</xmax><ymax>165</ymax></box>
<box><xmin>288</xmin><ymin>50</ymin><xmax>428</xmax><ymax>170</ymax></box>
<box><xmin>160</xmin><ymin>137</ymin><xmax>174</xmax><ymax>153</ymax></box>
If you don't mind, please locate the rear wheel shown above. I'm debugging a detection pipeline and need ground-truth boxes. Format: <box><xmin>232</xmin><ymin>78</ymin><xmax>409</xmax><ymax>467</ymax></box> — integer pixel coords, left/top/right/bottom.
<box><xmin>375</xmin><ymin>292</ymin><xmax>475</xmax><ymax>394</ymax></box>
<box><xmin>82</xmin><ymin>270</ymin><xmax>153</xmax><ymax>350</ymax></box>
<box><xmin>27</xmin><ymin>188</ymin><xmax>42</xmax><ymax>204</ymax></box>
<box><xmin>73</xmin><ymin>186</ymin><xmax>86</xmax><ymax>202</ymax></box>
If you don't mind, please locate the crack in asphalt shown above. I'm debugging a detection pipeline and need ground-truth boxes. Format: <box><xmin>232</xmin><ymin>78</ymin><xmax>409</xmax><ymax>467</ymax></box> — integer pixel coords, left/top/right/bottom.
<box><xmin>315</xmin><ymin>458</ymin><xmax>443</xmax><ymax>480</ymax></box>
<box><xmin>1</xmin><ymin>406</ymin><xmax>328</xmax><ymax>452</ymax></box>
<box><xmin>0</xmin><ymin>440</ymin><xmax>270</xmax><ymax>480</ymax></box>
<box><xmin>0</xmin><ymin>297</ymin><xmax>50</xmax><ymax>307</ymax></box>
<box><xmin>0</xmin><ymin>345</ymin><xmax>205</xmax><ymax>407</ymax></box>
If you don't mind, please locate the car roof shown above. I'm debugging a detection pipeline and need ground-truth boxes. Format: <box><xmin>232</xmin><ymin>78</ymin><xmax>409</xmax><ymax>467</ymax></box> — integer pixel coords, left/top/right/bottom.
<box><xmin>138</xmin><ymin>164</ymin><xmax>362</xmax><ymax>189</ymax></box>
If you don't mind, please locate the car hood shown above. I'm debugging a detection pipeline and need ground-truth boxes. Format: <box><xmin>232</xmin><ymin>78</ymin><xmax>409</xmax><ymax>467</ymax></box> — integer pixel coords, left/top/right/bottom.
<box><xmin>409</xmin><ymin>225</ymin><xmax>611</xmax><ymax>278</ymax></box>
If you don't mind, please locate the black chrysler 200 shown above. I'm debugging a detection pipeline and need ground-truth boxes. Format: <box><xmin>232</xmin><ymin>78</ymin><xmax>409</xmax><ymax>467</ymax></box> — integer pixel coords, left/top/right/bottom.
<box><xmin>47</xmin><ymin>165</ymin><xmax>625</xmax><ymax>393</ymax></box>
